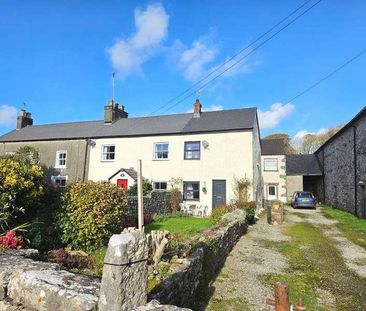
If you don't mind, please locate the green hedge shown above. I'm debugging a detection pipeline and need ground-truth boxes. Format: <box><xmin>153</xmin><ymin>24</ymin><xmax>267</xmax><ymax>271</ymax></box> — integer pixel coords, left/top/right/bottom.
<box><xmin>56</xmin><ymin>181</ymin><xmax>127</xmax><ymax>251</ymax></box>
<box><xmin>0</xmin><ymin>156</ymin><xmax>44</xmax><ymax>231</ymax></box>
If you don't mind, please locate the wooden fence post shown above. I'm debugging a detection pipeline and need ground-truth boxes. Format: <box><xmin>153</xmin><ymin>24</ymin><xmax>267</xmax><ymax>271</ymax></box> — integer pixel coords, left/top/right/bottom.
<box><xmin>266</xmin><ymin>282</ymin><xmax>290</xmax><ymax>311</ymax></box>
<box><xmin>137</xmin><ymin>159</ymin><xmax>144</xmax><ymax>231</ymax></box>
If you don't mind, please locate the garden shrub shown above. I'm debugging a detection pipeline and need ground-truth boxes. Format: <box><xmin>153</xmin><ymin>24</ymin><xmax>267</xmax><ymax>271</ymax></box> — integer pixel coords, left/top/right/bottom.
<box><xmin>48</xmin><ymin>248</ymin><xmax>76</xmax><ymax>268</ymax></box>
<box><xmin>0</xmin><ymin>156</ymin><xmax>44</xmax><ymax>231</ymax></box>
<box><xmin>56</xmin><ymin>181</ymin><xmax>127</xmax><ymax>251</ymax></box>
<box><xmin>211</xmin><ymin>205</ymin><xmax>230</xmax><ymax>224</ymax></box>
<box><xmin>233</xmin><ymin>177</ymin><xmax>251</xmax><ymax>207</ymax></box>
<box><xmin>14</xmin><ymin>146</ymin><xmax>40</xmax><ymax>165</ymax></box>
<box><xmin>26</xmin><ymin>185</ymin><xmax>63</xmax><ymax>252</ymax></box>
<box><xmin>127</xmin><ymin>179</ymin><xmax>152</xmax><ymax>196</ymax></box>
<box><xmin>0</xmin><ymin>230</ymin><xmax>23</xmax><ymax>249</ymax></box>
<box><xmin>238</xmin><ymin>201</ymin><xmax>256</xmax><ymax>215</ymax></box>
<box><xmin>169</xmin><ymin>177</ymin><xmax>183</xmax><ymax>213</ymax></box>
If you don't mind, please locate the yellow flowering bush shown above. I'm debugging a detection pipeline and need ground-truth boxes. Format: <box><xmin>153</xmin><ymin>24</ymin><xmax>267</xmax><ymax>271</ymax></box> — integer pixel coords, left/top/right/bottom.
<box><xmin>0</xmin><ymin>157</ymin><xmax>45</xmax><ymax>231</ymax></box>
<box><xmin>56</xmin><ymin>181</ymin><xmax>127</xmax><ymax>251</ymax></box>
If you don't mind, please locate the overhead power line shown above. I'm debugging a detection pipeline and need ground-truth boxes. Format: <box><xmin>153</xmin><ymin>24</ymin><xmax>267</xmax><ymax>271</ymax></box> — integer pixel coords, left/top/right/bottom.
<box><xmin>146</xmin><ymin>0</ymin><xmax>318</xmax><ymax>117</ymax></box>
<box><xmin>285</xmin><ymin>49</ymin><xmax>366</xmax><ymax>104</ymax></box>
<box><xmin>157</xmin><ymin>0</ymin><xmax>322</xmax><ymax>116</ymax></box>
<box><xmin>126</xmin><ymin>0</ymin><xmax>322</xmax><ymax>133</ymax></box>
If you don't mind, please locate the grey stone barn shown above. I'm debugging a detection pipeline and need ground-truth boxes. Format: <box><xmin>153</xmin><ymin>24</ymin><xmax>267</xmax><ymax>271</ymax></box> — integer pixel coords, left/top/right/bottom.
<box><xmin>315</xmin><ymin>106</ymin><xmax>366</xmax><ymax>218</ymax></box>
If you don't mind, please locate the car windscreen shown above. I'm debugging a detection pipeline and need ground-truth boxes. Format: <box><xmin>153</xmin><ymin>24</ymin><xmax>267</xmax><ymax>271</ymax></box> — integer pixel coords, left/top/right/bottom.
<box><xmin>298</xmin><ymin>192</ymin><xmax>312</xmax><ymax>198</ymax></box>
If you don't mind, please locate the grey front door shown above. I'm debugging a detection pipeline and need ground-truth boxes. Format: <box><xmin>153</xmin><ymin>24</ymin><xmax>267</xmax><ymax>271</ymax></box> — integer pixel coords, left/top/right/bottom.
<box><xmin>212</xmin><ymin>180</ymin><xmax>226</xmax><ymax>209</ymax></box>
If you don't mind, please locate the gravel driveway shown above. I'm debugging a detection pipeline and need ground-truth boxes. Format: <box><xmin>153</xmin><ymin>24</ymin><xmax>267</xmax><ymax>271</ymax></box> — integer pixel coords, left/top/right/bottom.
<box><xmin>206</xmin><ymin>206</ymin><xmax>366</xmax><ymax>311</ymax></box>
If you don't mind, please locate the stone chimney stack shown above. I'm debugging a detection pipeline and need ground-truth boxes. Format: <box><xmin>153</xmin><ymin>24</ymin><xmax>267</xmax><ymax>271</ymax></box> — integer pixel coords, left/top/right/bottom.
<box><xmin>193</xmin><ymin>99</ymin><xmax>202</xmax><ymax>118</ymax></box>
<box><xmin>104</xmin><ymin>100</ymin><xmax>128</xmax><ymax>124</ymax></box>
<box><xmin>17</xmin><ymin>109</ymin><xmax>33</xmax><ymax>130</ymax></box>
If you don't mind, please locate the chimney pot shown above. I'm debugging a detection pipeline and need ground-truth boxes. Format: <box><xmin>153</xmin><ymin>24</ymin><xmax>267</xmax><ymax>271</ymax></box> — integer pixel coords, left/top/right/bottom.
<box><xmin>17</xmin><ymin>109</ymin><xmax>33</xmax><ymax>129</ymax></box>
<box><xmin>104</xmin><ymin>100</ymin><xmax>128</xmax><ymax>123</ymax></box>
<box><xmin>193</xmin><ymin>99</ymin><xmax>202</xmax><ymax>118</ymax></box>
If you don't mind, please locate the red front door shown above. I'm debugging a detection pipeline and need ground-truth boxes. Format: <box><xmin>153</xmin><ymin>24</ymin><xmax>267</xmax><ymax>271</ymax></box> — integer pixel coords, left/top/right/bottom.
<box><xmin>117</xmin><ymin>179</ymin><xmax>128</xmax><ymax>190</ymax></box>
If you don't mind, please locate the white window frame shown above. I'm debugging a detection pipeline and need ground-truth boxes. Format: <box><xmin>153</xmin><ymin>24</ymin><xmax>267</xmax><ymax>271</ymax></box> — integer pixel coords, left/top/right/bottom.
<box><xmin>55</xmin><ymin>150</ymin><xmax>67</xmax><ymax>168</ymax></box>
<box><xmin>51</xmin><ymin>175</ymin><xmax>68</xmax><ymax>188</ymax></box>
<box><xmin>264</xmin><ymin>158</ymin><xmax>278</xmax><ymax>171</ymax></box>
<box><xmin>183</xmin><ymin>181</ymin><xmax>200</xmax><ymax>201</ymax></box>
<box><xmin>101</xmin><ymin>144</ymin><xmax>116</xmax><ymax>162</ymax></box>
<box><xmin>153</xmin><ymin>181</ymin><xmax>168</xmax><ymax>191</ymax></box>
<box><xmin>184</xmin><ymin>141</ymin><xmax>201</xmax><ymax>160</ymax></box>
<box><xmin>267</xmin><ymin>184</ymin><xmax>278</xmax><ymax>200</ymax></box>
<box><xmin>153</xmin><ymin>142</ymin><xmax>169</xmax><ymax>160</ymax></box>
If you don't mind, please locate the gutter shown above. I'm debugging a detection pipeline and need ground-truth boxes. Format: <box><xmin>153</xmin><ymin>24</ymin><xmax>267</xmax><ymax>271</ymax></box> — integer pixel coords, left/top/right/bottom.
<box><xmin>0</xmin><ymin>128</ymin><xmax>254</xmax><ymax>143</ymax></box>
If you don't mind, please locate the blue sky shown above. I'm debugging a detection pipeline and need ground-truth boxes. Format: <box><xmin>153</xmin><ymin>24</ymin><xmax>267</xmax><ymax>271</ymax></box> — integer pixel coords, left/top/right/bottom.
<box><xmin>0</xmin><ymin>0</ymin><xmax>365</xmax><ymax>138</ymax></box>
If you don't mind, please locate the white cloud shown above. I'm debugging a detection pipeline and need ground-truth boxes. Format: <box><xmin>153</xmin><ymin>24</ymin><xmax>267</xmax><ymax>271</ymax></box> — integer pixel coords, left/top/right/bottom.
<box><xmin>209</xmin><ymin>48</ymin><xmax>258</xmax><ymax>79</ymax></box>
<box><xmin>203</xmin><ymin>104</ymin><xmax>223</xmax><ymax>112</ymax></box>
<box><xmin>106</xmin><ymin>3</ymin><xmax>169</xmax><ymax>78</ymax></box>
<box><xmin>175</xmin><ymin>37</ymin><xmax>259</xmax><ymax>86</ymax></box>
<box><xmin>294</xmin><ymin>128</ymin><xmax>328</xmax><ymax>139</ymax></box>
<box><xmin>177</xmin><ymin>35</ymin><xmax>218</xmax><ymax>82</ymax></box>
<box><xmin>258</xmin><ymin>103</ymin><xmax>295</xmax><ymax>130</ymax></box>
<box><xmin>186</xmin><ymin>104</ymin><xmax>223</xmax><ymax>113</ymax></box>
<box><xmin>0</xmin><ymin>105</ymin><xmax>17</xmax><ymax>126</ymax></box>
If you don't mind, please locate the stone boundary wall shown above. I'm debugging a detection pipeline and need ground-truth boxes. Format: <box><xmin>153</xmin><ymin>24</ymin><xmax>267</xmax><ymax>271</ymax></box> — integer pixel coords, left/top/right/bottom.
<box><xmin>0</xmin><ymin>250</ymin><xmax>100</xmax><ymax>311</ymax></box>
<box><xmin>0</xmin><ymin>250</ymin><xmax>190</xmax><ymax>311</ymax></box>
<box><xmin>127</xmin><ymin>191</ymin><xmax>172</xmax><ymax>218</ymax></box>
<box><xmin>150</xmin><ymin>213</ymin><xmax>248</xmax><ymax>308</ymax></box>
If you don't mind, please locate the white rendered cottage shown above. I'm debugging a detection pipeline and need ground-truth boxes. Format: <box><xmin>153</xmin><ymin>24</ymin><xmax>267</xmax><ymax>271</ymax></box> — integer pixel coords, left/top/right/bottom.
<box><xmin>0</xmin><ymin>99</ymin><xmax>263</xmax><ymax>215</ymax></box>
<box><xmin>87</xmin><ymin>100</ymin><xmax>263</xmax><ymax>215</ymax></box>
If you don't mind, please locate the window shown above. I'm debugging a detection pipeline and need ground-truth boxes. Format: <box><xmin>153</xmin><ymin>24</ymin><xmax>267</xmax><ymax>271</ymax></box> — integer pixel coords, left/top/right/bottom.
<box><xmin>153</xmin><ymin>181</ymin><xmax>168</xmax><ymax>191</ymax></box>
<box><xmin>154</xmin><ymin>143</ymin><xmax>169</xmax><ymax>160</ymax></box>
<box><xmin>101</xmin><ymin>145</ymin><xmax>115</xmax><ymax>161</ymax></box>
<box><xmin>264</xmin><ymin>158</ymin><xmax>278</xmax><ymax>171</ymax></box>
<box><xmin>268</xmin><ymin>185</ymin><xmax>276</xmax><ymax>196</ymax></box>
<box><xmin>184</xmin><ymin>141</ymin><xmax>200</xmax><ymax>160</ymax></box>
<box><xmin>183</xmin><ymin>181</ymin><xmax>200</xmax><ymax>201</ymax></box>
<box><xmin>267</xmin><ymin>185</ymin><xmax>277</xmax><ymax>199</ymax></box>
<box><xmin>51</xmin><ymin>176</ymin><xmax>67</xmax><ymax>188</ymax></box>
<box><xmin>55</xmin><ymin>150</ymin><xmax>67</xmax><ymax>168</ymax></box>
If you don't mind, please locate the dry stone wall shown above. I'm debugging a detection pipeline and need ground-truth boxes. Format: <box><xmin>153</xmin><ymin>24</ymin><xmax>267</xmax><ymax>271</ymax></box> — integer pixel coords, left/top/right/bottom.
<box><xmin>127</xmin><ymin>191</ymin><xmax>172</xmax><ymax>220</ymax></box>
<box><xmin>1</xmin><ymin>210</ymin><xmax>247</xmax><ymax>310</ymax></box>
<box><xmin>0</xmin><ymin>250</ymin><xmax>100</xmax><ymax>311</ymax></box>
<box><xmin>150</xmin><ymin>210</ymin><xmax>248</xmax><ymax>308</ymax></box>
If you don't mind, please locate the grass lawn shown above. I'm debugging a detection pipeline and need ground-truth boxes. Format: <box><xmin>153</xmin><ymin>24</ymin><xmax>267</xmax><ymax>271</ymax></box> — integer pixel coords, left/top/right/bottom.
<box><xmin>145</xmin><ymin>216</ymin><xmax>213</xmax><ymax>240</ymax></box>
<box><xmin>89</xmin><ymin>247</ymin><xmax>107</xmax><ymax>277</ymax></box>
<box><xmin>208</xmin><ymin>297</ymin><xmax>250</xmax><ymax>311</ymax></box>
<box><xmin>321</xmin><ymin>205</ymin><xmax>366</xmax><ymax>249</ymax></box>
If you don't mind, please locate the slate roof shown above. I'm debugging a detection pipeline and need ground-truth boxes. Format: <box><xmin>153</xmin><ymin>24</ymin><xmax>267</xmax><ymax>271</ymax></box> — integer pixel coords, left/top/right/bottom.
<box><xmin>0</xmin><ymin>108</ymin><xmax>257</xmax><ymax>142</ymax></box>
<box><xmin>108</xmin><ymin>168</ymin><xmax>138</xmax><ymax>181</ymax></box>
<box><xmin>286</xmin><ymin>154</ymin><xmax>322</xmax><ymax>176</ymax></box>
<box><xmin>261</xmin><ymin>139</ymin><xmax>287</xmax><ymax>155</ymax></box>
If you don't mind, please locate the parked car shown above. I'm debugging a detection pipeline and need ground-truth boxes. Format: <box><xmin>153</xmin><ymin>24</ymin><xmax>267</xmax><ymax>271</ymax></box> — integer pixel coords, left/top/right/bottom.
<box><xmin>292</xmin><ymin>191</ymin><xmax>317</xmax><ymax>209</ymax></box>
